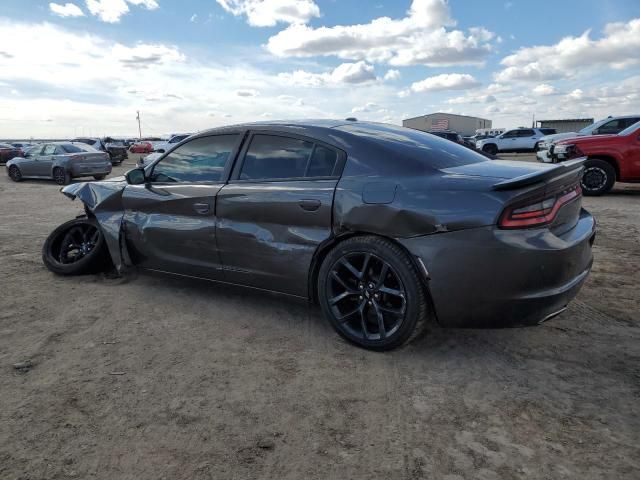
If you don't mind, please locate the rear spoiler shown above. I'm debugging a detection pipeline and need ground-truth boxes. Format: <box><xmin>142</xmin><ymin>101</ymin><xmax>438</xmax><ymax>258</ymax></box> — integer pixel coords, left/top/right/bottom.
<box><xmin>492</xmin><ymin>157</ymin><xmax>586</xmax><ymax>191</ymax></box>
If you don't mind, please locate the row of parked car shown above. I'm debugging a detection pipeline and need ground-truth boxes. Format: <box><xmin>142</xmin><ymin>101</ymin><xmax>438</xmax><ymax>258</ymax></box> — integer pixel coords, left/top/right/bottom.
<box><xmin>429</xmin><ymin>115</ymin><xmax>640</xmax><ymax>196</ymax></box>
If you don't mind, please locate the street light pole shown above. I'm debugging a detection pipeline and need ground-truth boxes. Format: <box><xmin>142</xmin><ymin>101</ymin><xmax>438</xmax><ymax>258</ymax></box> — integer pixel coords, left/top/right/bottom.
<box><xmin>136</xmin><ymin>111</ymin><xmax>142</xmax><ymax>139</ymax></box>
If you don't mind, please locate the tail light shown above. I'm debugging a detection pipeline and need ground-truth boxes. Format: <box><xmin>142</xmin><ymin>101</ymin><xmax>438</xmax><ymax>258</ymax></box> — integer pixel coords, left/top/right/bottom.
<box><xmin>499</xmin><ymin>184</ymin><xmax>581</xmax><ymax>229</ymax></box>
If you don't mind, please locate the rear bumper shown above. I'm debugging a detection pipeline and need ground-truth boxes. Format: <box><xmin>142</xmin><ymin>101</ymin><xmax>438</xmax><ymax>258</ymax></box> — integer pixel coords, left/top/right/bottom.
<box><xmin>399</xmin><ymin>209</ymin><xmax>596</xmax><ymax>328</ymax></box>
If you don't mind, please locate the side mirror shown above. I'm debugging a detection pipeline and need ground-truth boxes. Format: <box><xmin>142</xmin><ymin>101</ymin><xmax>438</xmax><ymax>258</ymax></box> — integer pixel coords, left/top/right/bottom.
<box><xmin>125</xmin><ymin>168</ymin><xmax>147</xmax><ymax>185</ymax></box>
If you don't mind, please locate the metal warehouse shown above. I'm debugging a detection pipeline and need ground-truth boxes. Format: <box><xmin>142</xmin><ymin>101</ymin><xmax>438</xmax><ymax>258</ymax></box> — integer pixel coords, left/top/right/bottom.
<box><xmin>402</xmin><ymin>113</ymin><xmax>492</xmax><ymax>136</ymax></box>
<box><xmin>536</xmin><ymin>118</ymin><xmax>594</xmax><ymax>133</ymax></box>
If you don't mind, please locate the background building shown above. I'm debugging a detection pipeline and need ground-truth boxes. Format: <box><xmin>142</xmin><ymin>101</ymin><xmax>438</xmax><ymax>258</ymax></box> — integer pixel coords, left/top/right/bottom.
<box><xmin>536</xmin><ymin>118</ymin><xmax>593</xmax><ymax>133</ymax></box>
<box><xmin>402</xmin><ymin>113</ymin><xmax>492</xmax><ymax>136</ymax></box>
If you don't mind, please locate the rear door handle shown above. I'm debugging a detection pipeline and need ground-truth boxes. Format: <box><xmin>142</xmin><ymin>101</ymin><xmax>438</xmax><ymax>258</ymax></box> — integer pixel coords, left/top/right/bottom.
<box><xmin>299</xmin><ymin>199</ymin><xmax>321</xmax><ymax>211</ymax></box>
<box><xmin>193</xmin><ymin>202</ymin><xmax>210</xmax><ymax>214</ymax></box>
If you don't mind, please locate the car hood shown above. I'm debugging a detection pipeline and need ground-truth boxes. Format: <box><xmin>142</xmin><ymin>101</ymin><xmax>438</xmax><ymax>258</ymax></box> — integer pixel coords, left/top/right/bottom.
<box><xmin>440</xmin><ymin>159</ymin><xmax>554</xmax><ymax>181</ymax></box>
<box><xmin>556</xmin><ymin>134</ymin><xmax>617</xmax><ymax>145</ymax></box>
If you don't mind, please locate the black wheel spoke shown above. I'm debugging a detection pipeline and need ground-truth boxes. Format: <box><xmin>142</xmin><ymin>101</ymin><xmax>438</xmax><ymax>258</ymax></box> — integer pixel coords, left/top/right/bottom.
<box><xmin>340</xmin><ymin>258</ymin><xmax>362</xmax><ymax>280</ymax></box>
<box><xmin>336</xmin><ymin>302</ymin><xmax>363</xmax><ymax>321</ymax></box>
<box><xmin>377</xmin><ymin>303</ymin><xmax>406</xmax><ymax>316</ymax></box>
<box><xmin>359</xmin><ymin>305</ymin><xmax>370</xmax><ymax>339</ymax></box>
<box><xmin>372</xmin><ymin>302</ymin><xmax>386</xmax><ymax>339</ymax></box>
<box><xmin>376</xmin><ymin>263</ymin><xmax>389</xmax><ymax>288</ymax></box>
<box><xmin>379</xmin><ymin>286</ymin><xmax>403</xmax><ymax>298</ymax></box>
<box><xmin>330</xmin><ymin>270</ymin><xmax>357</xmax><ymax>294</ymax></box>
<box><xmin>329</xmin><ymin>290</ymin><xmax>356</xmax><ymax>306</ymax></box>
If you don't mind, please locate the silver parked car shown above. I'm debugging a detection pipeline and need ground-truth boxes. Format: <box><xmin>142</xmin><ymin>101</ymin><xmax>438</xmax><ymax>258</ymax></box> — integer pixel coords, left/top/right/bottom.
<box><xmin>6</xmin><ymin>142</ymin><xmax>112</xmax><ymax>185</ymax></box>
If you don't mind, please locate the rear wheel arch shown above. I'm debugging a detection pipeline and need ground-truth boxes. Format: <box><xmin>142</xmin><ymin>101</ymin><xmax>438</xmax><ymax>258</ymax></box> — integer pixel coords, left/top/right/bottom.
<box><xmin>308</xmin><ymin>231</ymin><xmax>431</xmax><ymax>305</ymax></box>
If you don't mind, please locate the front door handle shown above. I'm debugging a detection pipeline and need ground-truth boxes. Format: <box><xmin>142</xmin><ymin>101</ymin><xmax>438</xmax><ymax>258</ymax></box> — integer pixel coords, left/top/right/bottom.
<box><xmin>299</xmin><ymin>199</ymin><xmax>321</xmax><ymax>211</ymax></box>
<box><xmin>193</xmin><ymin>202</ymin><xmax>210</xmax><ymax>215</ymax></box>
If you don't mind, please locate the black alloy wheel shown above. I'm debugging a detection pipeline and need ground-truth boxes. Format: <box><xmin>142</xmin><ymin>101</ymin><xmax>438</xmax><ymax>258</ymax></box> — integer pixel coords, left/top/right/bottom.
<box><xmin>56</xmin><ymin>224</ymin><xmax>100</xmax><ymax>264</ymax></box>
<box><xmin>581</xmin><ymin>159</ymin><xmax>616</xmax><ymax>196</ymax></box>
<box><xmin>42</xmin><ymin>217</ymin><xmax>109</xmax><ymax>275</ymax></box>
<box><xmin>8</xmin><ymin>165</ymin><xmax>22</xmax><ymax>182</ymax></box>
<box><xmin>53</xmin><ymin>167</ymin><xmax>70</xmax><ymax>185</ymax></box>
<box><xmin>482</xmin><ymin>144</ymin><xmax>498</xmax><ymax>155</ymax></box>
<box><xmin>318</xmin><ymin>236</ymin><xmax>428</xmax><ymax>350</ymax></box>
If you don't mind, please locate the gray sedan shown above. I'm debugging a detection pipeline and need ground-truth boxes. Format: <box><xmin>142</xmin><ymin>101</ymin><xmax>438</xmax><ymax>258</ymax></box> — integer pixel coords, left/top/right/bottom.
<box><xmin>6</xmin><ymin>142</ymin><xmax>112</xmax><ymax>185</ymax></box>
<box><xmin>42</xmin><ymin>120</ymin><xmax>595</xmax><ymax>350</ymax></box>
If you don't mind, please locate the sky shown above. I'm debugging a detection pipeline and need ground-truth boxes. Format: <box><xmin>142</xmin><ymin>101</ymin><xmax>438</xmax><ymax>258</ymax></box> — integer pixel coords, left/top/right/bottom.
<box><xmin>1</xmin><ymin>0</ymin><xmax>639</xmax><ymax>138</ymax></box>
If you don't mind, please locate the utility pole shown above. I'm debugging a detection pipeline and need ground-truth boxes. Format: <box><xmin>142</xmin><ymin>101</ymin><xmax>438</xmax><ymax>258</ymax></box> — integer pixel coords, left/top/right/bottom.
<box><xmin>136</xmin><ymin>111</ymin><xmax>142</xmax><ymax>139</ymax></box>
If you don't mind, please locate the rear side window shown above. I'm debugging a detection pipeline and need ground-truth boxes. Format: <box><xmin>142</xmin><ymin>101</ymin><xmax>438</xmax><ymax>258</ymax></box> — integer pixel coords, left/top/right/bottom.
<box><xmin>150</xmin><ymin>134</ymin><xmax>238</xmax><ymax>183</ymax></box>
<box><xmin>43</xmin><ymin>145</ymin><xmax>56</xmax><ymax>155</ymax></box>
<box><xmin>502</xmin><ymin>130</ymin><xmax>518</xmax><ymax>138</ymax></box>
<box><xmin>61</xmin><ymin>144</ymin><xmax>84</xmax><ymax>153</ymax></box>
<box><xmin>239</xmin><ymin>134</ymin><xmax>338</xmax><ymax>181</ymax></box>
<box><xmin>307</xmin><ymin>145</ymin><xmax>338</xmax><ymax>177</ymax></box>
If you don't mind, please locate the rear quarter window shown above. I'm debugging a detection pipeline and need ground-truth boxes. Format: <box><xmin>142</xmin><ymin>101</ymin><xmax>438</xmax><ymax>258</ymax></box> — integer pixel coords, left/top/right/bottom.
<box><xmin>337</xmin><ymin>123</ymin><xmax>486</xmax><ymax>169</ymax></box>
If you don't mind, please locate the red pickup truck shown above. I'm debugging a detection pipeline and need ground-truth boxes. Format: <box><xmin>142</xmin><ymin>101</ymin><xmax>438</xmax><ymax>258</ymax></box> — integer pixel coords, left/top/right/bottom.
<box><xmin>551</xmin><ymin>121</ymin><xmax>640</xmax><ymax>195</ymax></box>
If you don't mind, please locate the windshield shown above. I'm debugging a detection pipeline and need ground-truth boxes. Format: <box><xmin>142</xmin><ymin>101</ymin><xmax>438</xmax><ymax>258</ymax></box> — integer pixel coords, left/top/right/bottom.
<box><xmin>578</xmin><ymin>118</ymin><xmax>608</xmax><ymax>134</ymax></box>
<box><xmin>61</xmin><ymin>144</ymin><xmax>85</xmax><ymax>153</ymax></box>
<box><xmin>618</xmin><ymin>120</ymin><xmax>640</xmax><ymax>136</ymax></box>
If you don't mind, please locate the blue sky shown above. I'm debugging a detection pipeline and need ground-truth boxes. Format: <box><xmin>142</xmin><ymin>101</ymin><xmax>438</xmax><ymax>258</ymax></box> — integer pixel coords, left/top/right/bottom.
<box><xmin>1</xmin><ymin>0</ymin><xmax>639</xmax><ymax>137</ymax></box>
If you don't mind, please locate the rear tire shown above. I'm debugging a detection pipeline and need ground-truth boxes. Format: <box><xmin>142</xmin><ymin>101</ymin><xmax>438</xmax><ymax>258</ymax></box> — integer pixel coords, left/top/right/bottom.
<box><xmin>42</xmin><ymin>217</ymin><xmax>109</xmax><ymax>275</ymax></box>
<box><xmin>318</xmin><ymin>236</ymin><xmax>429</xmax><ymax>351</ymax></box>
<box><xmin>8</xmin><ymin>165</ymin><xmax>22</xmax><ymax>182</ymax></box>
<box><xmin>53</xmin><ymin>167</ymin><xmax>71</xmax><ymax>185</ymax></box>
<box><xmin>581</xmin><ymin>159</ymin><xmax>616</xmax><ymax>196</ymax></box>
<box><xmin>93</xmin><ymin>174</ymin><xmax>106</xmax><ymax>180</ymax></box>
<box><xmin>482</xmin><ymin>144</ymin><xmax>498</xmax><ymax>155</ymax></box>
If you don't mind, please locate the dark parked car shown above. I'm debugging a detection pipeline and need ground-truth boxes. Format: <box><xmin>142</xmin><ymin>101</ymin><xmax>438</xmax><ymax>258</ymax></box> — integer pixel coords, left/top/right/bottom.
<box><xmin>42</xmin><ymin>120</ymin><xmax>595</xmax><ymax>350</ymax></box>
<box><xmin>72</xmin><ymin>137</ymin><xmax>128</xmax><ymax>165</ymax></box>
<box><xmin>0</xmin><ymin>143</ymin><xmax>24</xmax><ymax>164</ymax></box>
<box><xmin>427</xmin><ymin>130</ymin><xmax>465</xmax><ymax>144</ymax></box>
<box><xmin>6</xmin><ymin>142</ymin><xmax>111</xmax><ymax>184</ymax></box>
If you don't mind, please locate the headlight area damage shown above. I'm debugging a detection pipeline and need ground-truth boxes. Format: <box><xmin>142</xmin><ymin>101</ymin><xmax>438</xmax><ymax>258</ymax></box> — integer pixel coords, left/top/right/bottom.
<box><xmin>60</xmin><ymin>179</ymin><xmax>131</xmax><ymax>274</ymax></box>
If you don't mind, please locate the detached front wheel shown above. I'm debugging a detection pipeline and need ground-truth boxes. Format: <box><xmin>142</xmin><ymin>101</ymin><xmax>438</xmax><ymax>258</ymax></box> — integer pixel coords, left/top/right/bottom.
<box><xmin>42</xmin><ymin>217</ymin><xmax>109</xmax><ymax>275</ymax></box>
<box><xmin>318</xmin><ymin>236</ymin><xmax>429</xmax><ymax>351</ymax></box>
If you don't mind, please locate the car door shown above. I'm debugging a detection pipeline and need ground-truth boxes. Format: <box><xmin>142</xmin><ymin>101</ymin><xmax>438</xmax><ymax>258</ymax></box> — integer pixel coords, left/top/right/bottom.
<box><xmin>515</xmin><ymin>129</ymin><xmax>536</xmax><ymax>150</ymax></box>
<box><xmin>34</xmin><ymin>144</ymin><xmax>57</xmax><ymax>176</ymax></box>
<box><xmin>121</xmin><ymin>134</ymin><xmax>242</xmax><ymax>280</ymax></box>
<box><xmin>216</xmin><ymin>132</ymin><xmax>345</xmax><ymax>297</ymax></box>
<box><xmin>16</xmin><ymin>145</ymin><xmax>43</xmax><ymax>175</ymax></box>
<box><xmin>499</xmin><ymin>130</ymin><xmax>519</xmax><ymax>151</ymax></box>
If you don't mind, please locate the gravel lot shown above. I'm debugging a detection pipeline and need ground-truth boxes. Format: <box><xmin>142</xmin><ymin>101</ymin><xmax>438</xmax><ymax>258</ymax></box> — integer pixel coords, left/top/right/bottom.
<box><xmin>1</xmin><ymin>153</ymin><xmax>639</xmax><ymax>480</ymax></box>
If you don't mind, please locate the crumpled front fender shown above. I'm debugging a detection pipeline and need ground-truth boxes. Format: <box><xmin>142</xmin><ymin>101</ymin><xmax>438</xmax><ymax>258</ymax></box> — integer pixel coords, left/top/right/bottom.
<box><xmin>61</xmin><ymin>178</ymin><xmax>130</xmax><ymax>273</ymax></box>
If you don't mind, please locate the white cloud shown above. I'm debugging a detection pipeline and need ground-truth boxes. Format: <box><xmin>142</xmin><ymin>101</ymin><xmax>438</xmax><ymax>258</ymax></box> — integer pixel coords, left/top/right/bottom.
<box><xmin>278</xmin><ymin>61</ymin><xmax>377</xmax><ymax>86</ymax></box>
<box><xmin>236</xmin><ymin>89</ymin><xmax>260</xmax><ymax>97</ymax></box>
<box><xmin>190</xmin><ymin>13</ymin><xmax>197</xmax><ymax>22</ymax></box>
<box><xmin>85</xmin><ymin>0</ymin><xmax>158</xmax><ymax>23</ymax></box>
<box><xmin>409</xmin><ymin>73</ymin><xmax>480</xmax><ymax>93</ymax></box>
<box><xmin>49</xmin><ymin>2</ymin><xmax>85</xmax><ymax>17</ymax></box>
<box><xmin>446</xmin><ymin>93</ymin><xmax>495</xmax><ymax>104</ymax></box>
<box><xmin>266</xmin><ymin>0</ymin><xmax>495</xmax><ymax>67</ymax></box>
<box><xmin>383</xmin><ymin>69</ymin><xmax>400</xmax><ymax>81</ymax></box>
<box><xmin>495</xmin><ymin>18</ymin><xmax>640</xmax><ymax>82</ymax></box>
<box><xmin>216</xmin><ymin>0</ymin><xmax>320</xmax><ymax>27</ymax></box>
<box><xmin>532</xmin><ymin>83</ymin><xmax>559</xmax><ymax>96</ymax></box>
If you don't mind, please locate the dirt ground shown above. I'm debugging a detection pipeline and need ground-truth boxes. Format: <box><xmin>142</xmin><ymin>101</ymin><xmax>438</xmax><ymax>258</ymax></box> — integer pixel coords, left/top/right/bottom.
<box><xmin>1</xmin><ymin>153</ymin><xmax>639</xmax><ymax>480</ymax></box>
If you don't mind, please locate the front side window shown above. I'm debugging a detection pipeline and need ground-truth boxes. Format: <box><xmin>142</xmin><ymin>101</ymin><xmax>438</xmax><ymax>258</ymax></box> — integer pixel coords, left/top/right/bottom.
<box><xmin>240</xmin><ymin>135</ymin><xmax>313</xmax><ymax>180</ymax></box>
<box><xmin>150</xmin><ymin>134</ymin><xmax>238</xmax><ymax>183</ymax></box>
